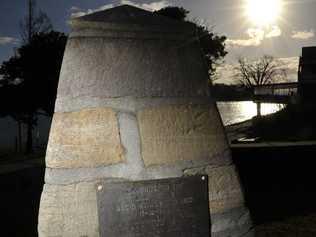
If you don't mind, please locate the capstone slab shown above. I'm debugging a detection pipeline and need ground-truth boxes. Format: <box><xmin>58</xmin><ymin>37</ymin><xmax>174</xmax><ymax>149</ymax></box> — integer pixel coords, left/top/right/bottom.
<box><xmin>46</xmin><ymin>108</ymin><xmax>124</xmax><ymax>168</ymax></box>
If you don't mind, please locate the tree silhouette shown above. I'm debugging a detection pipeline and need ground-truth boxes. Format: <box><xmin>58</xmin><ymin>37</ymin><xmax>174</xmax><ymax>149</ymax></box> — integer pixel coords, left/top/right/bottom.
<box><xmin>155</xmin><ymin>7</ymin><xmax>227</xmax><ymax>81</ymax></box>
<box><xmin>0</xmin><ymin>0</ymin><xmax>65</xmax><ymax>154</ymax></box>
<box><xmin>0</xmin><ymin>31</ymin><xmax>67</xmax><ymax>153</ymax></box>
<box><xmin>20</xmin><ymin>0</ymin><xmax>52</xmax><ymax>43</ymax></box>
<box><xmin>235</xmin><ymin>55</ymin><xmax>287</xmax><ymax>116</ymax></box>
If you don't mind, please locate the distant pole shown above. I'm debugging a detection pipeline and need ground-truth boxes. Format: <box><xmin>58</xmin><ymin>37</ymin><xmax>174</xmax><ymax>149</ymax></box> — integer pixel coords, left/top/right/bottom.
<box><xmin>28</xmin><ymin>0</ymin><xmax>33</xmax><ymax>43</ymax></box>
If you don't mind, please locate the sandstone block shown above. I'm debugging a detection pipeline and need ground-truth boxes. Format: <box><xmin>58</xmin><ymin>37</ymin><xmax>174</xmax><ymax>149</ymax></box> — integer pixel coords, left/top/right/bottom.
<box><xmin>207</xmin><ymin>165</ymin><xmax>244</xmax><ymax>214</ymax></box>
<box><xmin>46</xmin><ymin>108</ymin><xmax>124</xmax><ymax>168</ymax></box>
<box><xmin>137</xmin><ymin>104</ymin><xmax>229</xmax><ymax>166</ymax></box>
<box><xmin>38</xmin><ymin>182</ymin><xmax>99</xmax><ymax>237</ymax></box>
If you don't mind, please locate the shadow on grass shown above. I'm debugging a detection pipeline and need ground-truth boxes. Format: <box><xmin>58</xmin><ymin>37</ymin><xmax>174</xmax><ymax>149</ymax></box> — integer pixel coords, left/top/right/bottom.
<box><xmin>0</xmin><ymin>167</ymin><xmax>45</xmax><ymax>237</ymax></box>
<box><xmin>232</xmin><ymin>145</ymin><xmax>316</xmax><ymax>225</ymax></box>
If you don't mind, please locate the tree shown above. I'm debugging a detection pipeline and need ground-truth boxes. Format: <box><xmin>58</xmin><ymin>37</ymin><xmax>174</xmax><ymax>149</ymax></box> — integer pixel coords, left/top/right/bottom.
<box><xmin>235</xmin><ymin>55</ymin><xmax>287</xmax><ymax>116</ymax></box>
<box><xmin>0</xmin><ymin>0</ymin><xmax>64</xmax><ymax>154</ymax></box>
<box><xmin>20</xmin><ymin>0</ymin><xmax>52</xmax><ymax>43</ymax></box>
<box><xmin>155</xmin><ymin>7</ymin><xmax>227</xmax><ymax>82</ymax></box>
<box><xmin>0</xmin><ymin>31</ymin><xmax>67</xmax><ymax>153</ymax></box>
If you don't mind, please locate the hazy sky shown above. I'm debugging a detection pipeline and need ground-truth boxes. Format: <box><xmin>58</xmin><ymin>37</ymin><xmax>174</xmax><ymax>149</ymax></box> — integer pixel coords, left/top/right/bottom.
<box><xmin>1</xmin><ymin>0</ymin><xmax>315</xmax><ymax>83</ymax></box>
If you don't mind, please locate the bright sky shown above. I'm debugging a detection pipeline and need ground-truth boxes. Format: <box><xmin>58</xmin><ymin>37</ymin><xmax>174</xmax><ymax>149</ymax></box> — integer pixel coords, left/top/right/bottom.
<box><xmin>0</xmin><ymin>0</ymin><xmax>315</xmax><ymax>83</ymax></box>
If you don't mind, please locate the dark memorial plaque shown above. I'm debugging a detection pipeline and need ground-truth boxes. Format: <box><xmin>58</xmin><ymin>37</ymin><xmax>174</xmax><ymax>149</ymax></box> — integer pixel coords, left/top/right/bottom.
<box><xmin>96</xmin><ymin>175</ymin><xmax>210</xmax><ymax>237</ymax></box>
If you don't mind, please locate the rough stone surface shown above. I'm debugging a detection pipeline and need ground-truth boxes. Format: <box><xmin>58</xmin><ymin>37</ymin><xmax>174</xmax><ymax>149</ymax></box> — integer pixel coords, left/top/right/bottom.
<box><xmin>212</xmin><ymin>225</ymin><xmax>254</xmax><ymax>237</ymax></box>
<box><xmin>207</xmin><ymin>165</ymin><xmax>244</xmax><ymax>214</ymax></box>
<box><xmin>55</xmin><ymin>96</ymin><xmax>212</xmax><ymax>114</ymax></box>
<box><xmin>184</xmin><ymin>164</ymin><xmax>244</xmax><ymax>214</ymax></box>
<box><xmin>211</xmin><ymin>207</ymin><xmax>253</xmax><ymax>237</ymax></box>
<box><xmin>38</xmin><ymin>182</ymin><xmax>99</xmax><ymax>237</ymax></box>
<box><xmin>137</xmin><ymin>104</ymin><xmax>229</xmax><ymax>167</ymax></box>
<box><xmin>56</xmin><ymin>37</ymin><xmax>208</xmax><ymax>101</ymax></box>
<box><xmin>40</xmin><ymin>4</ymin><xmax>252</xmax><ymax>236</ymax></box>
<box><xmin>46</xmin><ymin>108</ymin><xmax>124</xmax><ymax>168</ymax></box>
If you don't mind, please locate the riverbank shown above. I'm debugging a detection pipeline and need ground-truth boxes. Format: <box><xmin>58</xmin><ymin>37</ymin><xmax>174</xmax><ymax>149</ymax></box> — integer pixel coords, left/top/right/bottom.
<box><xmin>225</xmin><ymin>103</ymin><xmax>316</xmax><ymax>143</ymax></box>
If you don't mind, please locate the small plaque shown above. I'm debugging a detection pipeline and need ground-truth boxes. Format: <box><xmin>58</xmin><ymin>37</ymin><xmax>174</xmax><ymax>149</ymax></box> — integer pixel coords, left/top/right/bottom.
<box><xmin>96</xmin><ymin>175</ymin><xmax>210</xmax><ymax>237</ymax></box>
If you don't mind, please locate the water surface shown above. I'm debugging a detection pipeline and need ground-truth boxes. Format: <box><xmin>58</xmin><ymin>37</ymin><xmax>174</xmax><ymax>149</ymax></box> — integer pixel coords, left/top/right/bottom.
<box><xmin>217</xmin><ymin>101</ymin><xmax>284</xmax><ymax>126</ymax></box>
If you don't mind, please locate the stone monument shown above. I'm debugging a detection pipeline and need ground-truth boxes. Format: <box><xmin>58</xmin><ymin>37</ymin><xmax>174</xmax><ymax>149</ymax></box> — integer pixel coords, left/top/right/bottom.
<box><xmin>38</xmin><ymin>5</ymin><xmax>253</xmax><ymax>237</ymax></box>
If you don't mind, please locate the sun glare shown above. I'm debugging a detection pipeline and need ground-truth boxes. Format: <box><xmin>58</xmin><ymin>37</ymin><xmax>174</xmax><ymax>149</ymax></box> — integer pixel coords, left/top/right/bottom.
<box><xmin>245</xmin><ymin>0</ymin><xmax>283</xmax><ymax>26</ymax></box>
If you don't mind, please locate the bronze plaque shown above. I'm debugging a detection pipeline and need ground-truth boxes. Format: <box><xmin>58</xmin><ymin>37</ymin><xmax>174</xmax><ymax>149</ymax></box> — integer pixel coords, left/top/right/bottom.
<box><xmin>96</xmin><ymin>175</ymin><xmax>210</xmax><ymax>237</ymax></box>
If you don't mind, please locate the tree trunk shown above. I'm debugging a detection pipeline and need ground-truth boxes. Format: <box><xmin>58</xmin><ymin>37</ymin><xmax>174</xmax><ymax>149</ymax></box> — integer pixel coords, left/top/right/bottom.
<box><xmin>25</xmin><ymin>116</ymin><xmax>33</xmax><ymax>154</ymax></box>
<box><xmin>17</xmin><ymin>120</ymin><xmax>22</xmax><ymax>153</ymax></box>
<box><xmin>256</xmin><ymin>102</ymin><xmax>261</xmax><ymax>117</ymax></box>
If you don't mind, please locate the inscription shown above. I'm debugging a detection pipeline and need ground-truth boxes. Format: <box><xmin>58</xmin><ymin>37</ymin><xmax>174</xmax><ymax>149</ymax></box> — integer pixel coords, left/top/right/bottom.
<box><xmin>97</xmin><ymin>176</ymin><xmax>210</xmax><ymax>237</ymax></box>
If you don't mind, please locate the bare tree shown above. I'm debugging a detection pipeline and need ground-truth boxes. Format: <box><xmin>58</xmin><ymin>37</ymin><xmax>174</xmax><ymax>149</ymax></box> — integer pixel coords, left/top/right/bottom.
<box><xmin>20</xmin><ymin>0</ymin><xmax>52</xmax><ymax>43</ymax></box>
<box><xmin>235</xmin><ymin>55</ymin><xmax>287</xmax><ymax>116</ymax></box>
<box><xmin>18</xmin><ymin>0</ymin><xmax>53</xmax><ymax>153</ymax></box>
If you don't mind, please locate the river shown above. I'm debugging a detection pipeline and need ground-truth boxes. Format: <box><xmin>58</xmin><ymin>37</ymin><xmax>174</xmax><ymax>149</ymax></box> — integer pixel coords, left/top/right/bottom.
<box><xmin>216</xmin><ymin>101</ymin><xmax>285</xmax><ymax>126</ymax></box>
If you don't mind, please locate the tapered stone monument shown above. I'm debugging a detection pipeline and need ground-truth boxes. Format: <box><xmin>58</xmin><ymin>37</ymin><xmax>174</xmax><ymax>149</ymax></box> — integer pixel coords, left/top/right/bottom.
<box><xmin>38</xmin><ymin>5</ymin><xmax>253</xmax><ymax>237</ymax></box>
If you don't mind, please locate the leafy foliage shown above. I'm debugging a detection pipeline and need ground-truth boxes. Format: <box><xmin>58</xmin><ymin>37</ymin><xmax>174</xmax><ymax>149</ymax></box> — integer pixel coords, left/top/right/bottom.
<box><xmin>154</xmin><ymin>7</ymin><xmax>188</xmax><ymax>21</ymax></box>
<box><xmin>0</xmin><ymin>31</ymin><xmax>67</xmax><ymax>117</ymax></box>
<box><xmin>19</xmin><ymin>0</ymin><xmax>52</xmax><ymax>43</ymax></box>
<box><xmin>0</xmin><ymin>31</ymin><xmax>67</xmax><ymax>153</ymax></box>
<box><xmin>155</xmin><ymin>7</ymin><xmax>227</xmax><ymax>80</ymax></box>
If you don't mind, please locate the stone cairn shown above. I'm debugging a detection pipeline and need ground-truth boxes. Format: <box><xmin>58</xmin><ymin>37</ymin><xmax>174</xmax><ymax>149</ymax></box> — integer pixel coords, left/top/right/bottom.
<box><xmin>38</xmin><ymin>5</ymin><xmax>253</xmax><ymax>237</ymax></box>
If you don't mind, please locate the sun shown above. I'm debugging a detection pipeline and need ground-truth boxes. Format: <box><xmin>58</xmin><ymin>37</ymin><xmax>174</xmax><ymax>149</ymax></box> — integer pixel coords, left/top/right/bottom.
<box><xmin>245</xmin><ymin>0</ymin><xmax>283</xmax><ymax>26</ymax></box>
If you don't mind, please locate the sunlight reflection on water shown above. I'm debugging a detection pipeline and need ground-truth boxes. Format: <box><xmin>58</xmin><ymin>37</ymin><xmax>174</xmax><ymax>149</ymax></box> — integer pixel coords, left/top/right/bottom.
<box><xmin>216</xmin><ymin>101</ymin><xmax>285</xmax><ymax>126</ymax></box>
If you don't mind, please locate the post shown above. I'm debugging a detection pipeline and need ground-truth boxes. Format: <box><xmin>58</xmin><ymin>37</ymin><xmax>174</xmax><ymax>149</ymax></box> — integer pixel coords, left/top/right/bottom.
<box><xmin>257</xmin><ymin>102</ymin><xmax>261</xmax><ymax>117</ymax></box>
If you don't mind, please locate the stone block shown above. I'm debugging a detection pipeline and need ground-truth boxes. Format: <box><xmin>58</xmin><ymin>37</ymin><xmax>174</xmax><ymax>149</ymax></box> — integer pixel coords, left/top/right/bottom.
<box><xmin>56</xmin><ymin>37</ymin><xmax>208</xmax><ymax>101</ymax></box>
<box><xmin>46</xmin><ymin>108</ymin><xmax>124</xmax><ymax>168</ymax></box>
<box><xmin>207</xmin><ymin>165</ymin><xmax>244</xmax><ymax>214</ymax></box>
<box><xmin>211</xmin><ymin>207</ymin><xmax>253</xmax><ymax>237</ymax></box>
<box><xmin>137</xmin><ymin>104</ymin><xmax>229</xmax><ymax>167</ymax></box>
<box><xmin>38</xmin><ymin>182</ymin><xmax>99</xmax><ymax>237</ymax></box>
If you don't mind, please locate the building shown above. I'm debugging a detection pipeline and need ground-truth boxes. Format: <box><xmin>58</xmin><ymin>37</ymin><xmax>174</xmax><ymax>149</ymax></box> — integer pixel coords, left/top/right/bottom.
<box><xmin>298</xmin><ymin>46</ymin><xmax>316</xmax><ymax>100</ymax></box>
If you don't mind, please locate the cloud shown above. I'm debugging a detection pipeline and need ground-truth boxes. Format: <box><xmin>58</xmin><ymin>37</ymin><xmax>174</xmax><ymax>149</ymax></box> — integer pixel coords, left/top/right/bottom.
<box><xmin>227</xmin><ymin>25</ymin><xmax>282</xmax><ymax>47</ymax></box>
<box><xmin>227</xmin><ymin>28</ymin><xmax>264</xmax><ymax>47</ymax></box>
<box><xmin>70</xmin><ymin>6</ymin><xmax>82</xmax><ymax>12</ymax></box>
<box><xmin>120</xmin><ymin>0</ymin><xmax>170</xmax><ymax>11</ymax></box>
<box><xmin>291</xmin><ymin>30</ymin><xmax>315</xmax><ymax>40</ymax></box>
<box><xmin>266</xmin><ymin>26</ymin><xmax>282</xmax><ymax>38</ymax></box>
<box><xmin>70</xmin><ymin>1</ymin><xmax>170</xmax><ymax>18</ymax></box>
<box><xmin>216</xmin><ymin>63</ymin><xmax>236</xmax><ymax>84</ymax></box>
<box><xmin>70</xmin><ymin>4</ymin><xmax>114</xmax><ymax>18</ymax></box>
<box><xmin>278</xmin><ymin>57</ymin><xmax>299</xmax><ymax>81</ymax></box>
<box><xmin>0</xmin><ymin>36</ymin><xmax>19</xmax><ymax>45</ymax></box>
